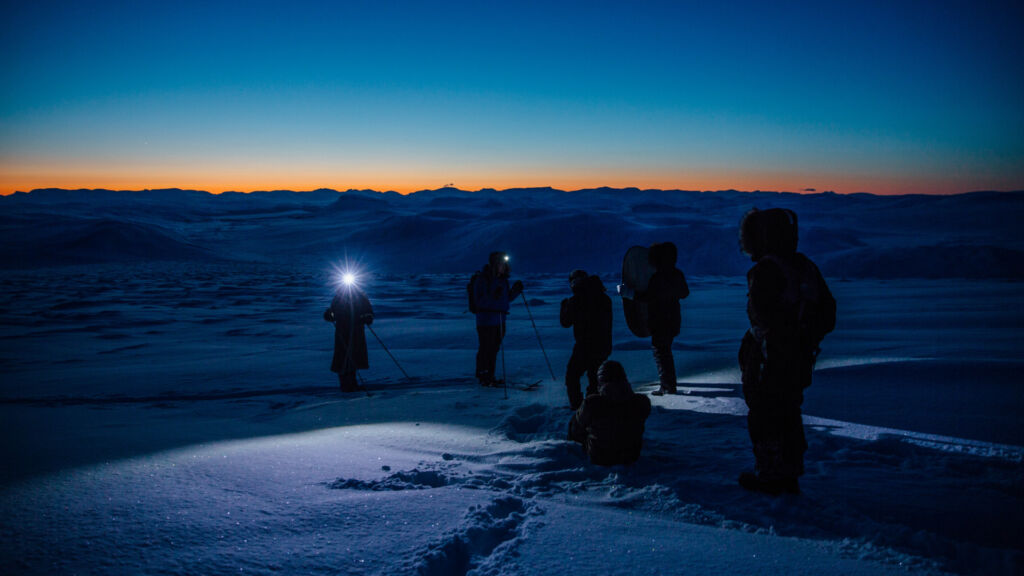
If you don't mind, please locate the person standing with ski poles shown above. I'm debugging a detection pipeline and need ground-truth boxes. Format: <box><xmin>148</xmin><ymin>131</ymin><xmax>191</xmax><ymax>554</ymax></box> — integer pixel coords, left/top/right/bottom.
<box><xmin>324</xmin><ymin>272</ymin><xmax>374</xmax><ymax>393</ymax></box>
<box><xmin>469</xmin><ymin>251</ymin><xmax>523</xmax><ymax>387</ymax></box>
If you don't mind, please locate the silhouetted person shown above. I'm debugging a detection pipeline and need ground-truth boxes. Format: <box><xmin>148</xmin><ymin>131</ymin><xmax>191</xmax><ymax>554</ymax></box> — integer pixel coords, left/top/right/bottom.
<box><xmin>472</xmin><ymin>251</ymin><xmax>523</xmax><ymax>386</ymax></box>
<box><xmin>324</xmin><ymin>279</ymin><xmax>374</xmax><ymax>392</ymax></box>
<box><xmin>639</xmin><ymin>242</ymin><xmax>689</xmax><ymax>395</ymax></box>
<box><xmin>738</xmin><ymin>208</ymin><xmax>836</xmax><ymax>495</ymax></box>
<box><xmin>568</xmin><ymin>360</ymin><xmax>651</xmax><ymax>466</ymax></box>
<box><xmin>560</xmin><ymin>270</ymin><xmax>613</xmax><ymax>410</ymax></box>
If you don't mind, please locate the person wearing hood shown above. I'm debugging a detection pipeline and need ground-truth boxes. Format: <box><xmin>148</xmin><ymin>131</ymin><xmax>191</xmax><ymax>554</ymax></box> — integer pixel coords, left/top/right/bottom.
<box><xmin>472</xmin><ymin>251</ymin><xmax>524</xmax><ymax>386</ymax></box>
<box><xmin>638</xmin><ymin>242</ymin><xmax>690</xmax><ymax>396</ymax></box>
<box><xmin>568</xmin><ymin>360</ymin><xmax>651</xmax><ymax>466</ymax></box>
<box><xmin>560</xmin><ymin>270</ymin><xmax>613</xmax><ymax>410</ymax></box>
<box><xmin>323</xmin><ymin>279</ymin><xmax>374</xmax><ymax>393</ymax></box>
<box><xmin>738</xmin><ymin>208</ymin><xmax>836</xmax><ymax>495</ymax></box>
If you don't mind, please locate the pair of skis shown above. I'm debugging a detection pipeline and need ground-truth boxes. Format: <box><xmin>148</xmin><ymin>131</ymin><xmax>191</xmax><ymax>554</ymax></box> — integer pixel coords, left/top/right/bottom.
<box><xmin>482</xmin><ymin>379</ymin><xmax>543</xmax><ymax>392</ymax></box>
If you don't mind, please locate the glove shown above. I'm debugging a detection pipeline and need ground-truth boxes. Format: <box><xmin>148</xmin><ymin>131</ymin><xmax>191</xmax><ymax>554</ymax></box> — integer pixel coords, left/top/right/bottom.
<box><xmin>323</xmin><ymin>308</ymin><xmax>335</xmax><ymax>322</ymax></box>
<box><xmin>512</xmin><ymin>280</ymin><xmax>524</xmax><ymax>292</ymax></box>
<box><xmin>617</xmin><ymin>284</ymin><xmax>635</xmax><ymax>299</ymax></box>
<box><xmin>361</xmin><ymin>313</ymin><xmax>374</xmax><ymax>325</ymax></box>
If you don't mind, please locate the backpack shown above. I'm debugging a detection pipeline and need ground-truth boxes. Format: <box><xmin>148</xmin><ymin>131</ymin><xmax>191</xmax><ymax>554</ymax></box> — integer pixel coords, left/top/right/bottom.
<box><xmin>467</xmin><ymin>271</ymin><xmax>480</xmax><ymax>314</ymax></box>
<box><xmin>763</xmin><ymin>254</ymin><xmax>836</xmax><ymax>352</ymax></box>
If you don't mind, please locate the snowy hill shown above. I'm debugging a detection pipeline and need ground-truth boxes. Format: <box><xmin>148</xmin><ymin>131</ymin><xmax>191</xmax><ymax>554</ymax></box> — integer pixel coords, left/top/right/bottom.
<box><xmin>2</xmin><ymin>187</ymin><xmax>1022</xmax><ymax>278</ymax></box>
<box><xmin>1</xmin><ymin>188</ymin><xmax>1023</xmax><ymax>574</ymax></box>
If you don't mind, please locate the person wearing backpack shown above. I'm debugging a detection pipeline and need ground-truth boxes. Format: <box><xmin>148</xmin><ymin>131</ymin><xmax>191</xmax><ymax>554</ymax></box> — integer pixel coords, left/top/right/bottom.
<box><xmin>620</xmin><ymin>242</ymin><xmax>689</xmax><ymax>395</ymax></box>
<box><xmin>737</xmin><ymin>208</ymin><xmax>836</xmax><ymax>495</ymax></box>
<box><xmin>560</xmin><ymin>270</ymin><xmax>613</xmax><ymax>410</ymax></box>
<box><xmin>470</xmin><ymin>251</ymin><xmax>523</xmax><ymax>387</ymax></box>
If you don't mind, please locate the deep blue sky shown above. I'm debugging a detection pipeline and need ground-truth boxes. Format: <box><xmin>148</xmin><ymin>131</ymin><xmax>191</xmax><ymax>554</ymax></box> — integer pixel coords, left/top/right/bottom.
<box><xmin>2</xmin><ymin>0</ymin><xmax>1022</xmax><ymax>194</ymax></box>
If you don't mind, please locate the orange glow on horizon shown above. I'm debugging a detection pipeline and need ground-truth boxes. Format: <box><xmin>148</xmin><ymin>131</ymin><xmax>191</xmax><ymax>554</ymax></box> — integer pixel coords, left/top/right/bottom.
<box><xmin>1</xmin><ymin>162</ymin><xmax>1018</xmax><ymax>196</ymax></box>
<box><xmin>0</xmin><ymin>180</ymin><xmax>1009</xmax><ymax>197</ymax></box>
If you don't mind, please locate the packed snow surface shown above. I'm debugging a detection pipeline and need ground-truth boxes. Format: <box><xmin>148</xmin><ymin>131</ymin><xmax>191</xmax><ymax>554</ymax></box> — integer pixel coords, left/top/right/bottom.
<box><xmin>2</xmin><ymin>263</ymin><xmax>1022</xmax><ymax>575</ymax></box>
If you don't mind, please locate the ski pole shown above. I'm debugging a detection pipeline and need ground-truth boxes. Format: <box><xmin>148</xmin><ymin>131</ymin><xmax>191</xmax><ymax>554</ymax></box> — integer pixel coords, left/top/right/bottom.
<box><xmin>367</xmin><ymin>324</ymin><xmax>411</xmax><ymax>380</ymax></box>
<box><xmin>501</xmin><ymin>314</ymin><xmax>508</xmax><ymax>400</ymax></box>
<box><xmin>355</xmin><ymin>371</ymin><xmax>372</xmax><ymax>397</ymax></box>
<box><xmin>520</xmin><ymin>292</ymin><xmax>557</xmax><ymax>381</ymax></box>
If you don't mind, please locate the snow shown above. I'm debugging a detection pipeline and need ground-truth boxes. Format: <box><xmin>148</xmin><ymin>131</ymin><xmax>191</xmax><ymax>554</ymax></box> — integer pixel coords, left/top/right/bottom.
<box><xmin>1</xmin><ymin>189</ymin><xmax>1023</xmax><ymax>575</ymax></box>
<box><xmin>3</xmin><ymin>188</ymin><xmax>1023</xmax><ymax>278</ymax></box>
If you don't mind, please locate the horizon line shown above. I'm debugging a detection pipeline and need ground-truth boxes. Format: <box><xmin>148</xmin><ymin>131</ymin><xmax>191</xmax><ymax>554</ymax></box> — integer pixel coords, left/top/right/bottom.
<box><xmin>5</xmin><ymin>185</ymin><xmax>1022</xmax><ymax>197</ymax></box>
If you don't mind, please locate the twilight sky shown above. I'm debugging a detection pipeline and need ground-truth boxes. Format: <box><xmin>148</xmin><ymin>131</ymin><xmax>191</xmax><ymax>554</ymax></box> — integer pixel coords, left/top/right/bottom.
<box><xmin>2</xmin><ymin>0</ymin><xmax>1022</xmax><ymax>195</ymax></box>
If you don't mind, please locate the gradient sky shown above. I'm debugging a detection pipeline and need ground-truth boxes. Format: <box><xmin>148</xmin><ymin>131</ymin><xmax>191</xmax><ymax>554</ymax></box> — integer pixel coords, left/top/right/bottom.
<box><xmin>2</xmin><ymin>0</ymin><xmax>1023</xmax><ymax>195</ymax></box>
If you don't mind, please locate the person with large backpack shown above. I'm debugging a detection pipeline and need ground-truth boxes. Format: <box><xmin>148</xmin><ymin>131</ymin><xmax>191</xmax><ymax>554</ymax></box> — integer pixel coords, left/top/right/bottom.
<box><xmin>622</xmin><ymin>242</ymin><xmax>689</xmax><ymax>395</ymax></box>
<box><xmin>469</xmin><ymin>251</ymin><xmax>524</xmax><ymax>387</ymax></box>
<box><xmin>560</xmin><ymin>270</ymin><xmax>613</xmax><ymax>410</ymax></box>
<box><xmin>737</xmin><ymin>208</ymin><xmax>836</xmax><ymax>495</ymax></box>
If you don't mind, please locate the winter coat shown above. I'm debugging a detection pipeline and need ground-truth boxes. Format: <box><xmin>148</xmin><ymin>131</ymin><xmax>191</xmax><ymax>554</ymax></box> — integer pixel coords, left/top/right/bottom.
<box><xmin>635</xmin><ymin>242</ymin><xmax>689</xmax><ymax>338</ymax></box>
<box><xmin>743</xmin><ymin>252</ymin><xmax>835</xmax><ymax>400</ymax></box>
<box><xmin>569</xmin><ymin>378</ymin><xmax>651</xmax><ymax>466</ymax></box>
<box><xmin>473</xmin><ymin>265</ymin><xmax>522</xmax><ymax>327</ymax></box>
<box><xmin>325</xmin><ymin>287</ymin><xmax>374</xmax><ymax>373</ymax></box>
<box><xmin>560</xmin><ymin>275</ymin><xmax>613</xmax><ymax>362</ymax></box>
<box><xmin>642</xmin><ymin>268</ymin><xmax>689</xmax><ymax>338</ymax></box>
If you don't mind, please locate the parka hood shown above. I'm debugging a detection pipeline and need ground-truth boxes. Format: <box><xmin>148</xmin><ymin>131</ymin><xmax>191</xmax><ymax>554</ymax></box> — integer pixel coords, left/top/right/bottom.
<box><xmin>739</xmin><ymin>208</ymin><xmax>799</xmax><ymax>260</ymax></box>
<box><xmin>649</xmin><ymin>242</ymin><xmax>678</xmax><ymax>270</ymax></box>
<box><xmin>597</xmin><ymin>360</ymin><xmax>633</xmax><ymax>401</ymax></box>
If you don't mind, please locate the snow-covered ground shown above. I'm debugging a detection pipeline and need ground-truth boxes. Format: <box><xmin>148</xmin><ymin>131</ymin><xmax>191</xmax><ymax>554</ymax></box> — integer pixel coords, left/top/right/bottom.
<box><xmin>1</xmin><ymin>264</ymin><xmax>1021</xmax><ymax>575</ymax></box>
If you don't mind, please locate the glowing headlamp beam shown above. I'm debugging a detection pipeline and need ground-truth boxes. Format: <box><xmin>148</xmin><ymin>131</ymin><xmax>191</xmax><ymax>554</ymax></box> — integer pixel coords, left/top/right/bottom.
<box><xmin>329</xmin><ymin>260</ymin><xmax>366</xmax><ymax>291</ymax></box>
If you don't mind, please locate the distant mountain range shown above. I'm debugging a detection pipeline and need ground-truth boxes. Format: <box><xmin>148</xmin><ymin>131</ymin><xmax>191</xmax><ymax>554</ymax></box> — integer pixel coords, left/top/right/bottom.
<box><xmin>2</xmin><ymin>187</ymin><xmax>1023</xmax><ymax>278</ymax></box>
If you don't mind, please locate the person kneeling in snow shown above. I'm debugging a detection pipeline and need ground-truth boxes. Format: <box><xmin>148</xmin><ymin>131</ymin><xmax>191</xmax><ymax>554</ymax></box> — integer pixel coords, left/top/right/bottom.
<box><xmin>568</xmin><ymin>360</ymin><xmax>651</xmax><ymax>466</ymax></box>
